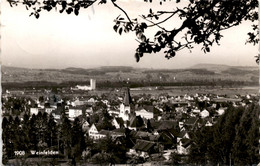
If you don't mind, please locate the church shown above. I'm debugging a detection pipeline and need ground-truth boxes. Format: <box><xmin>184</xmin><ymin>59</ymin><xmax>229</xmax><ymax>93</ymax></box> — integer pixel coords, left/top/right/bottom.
<box><xmin>119</xmin><ymin>88</ymin><xmax>134</xmax><ymax>122</ymax></box>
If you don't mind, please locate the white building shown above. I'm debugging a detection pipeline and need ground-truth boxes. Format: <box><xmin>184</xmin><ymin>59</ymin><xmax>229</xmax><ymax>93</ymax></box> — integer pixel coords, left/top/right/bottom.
<box><xmin>119</xmin><ymin>88</ymin><xmax>132</xmax><ymax>122</ymax></box>
<box><xmin>30</xmin><ymin>108</ymin><xmax>40</xmax><ymax>115</ymax></box>
<box><xmin>69</xmin><ymin>108</ymin><xmax>83</xmax><ymax>119</ymax></box>
<box><xmin>90</xmin><ymin>79</ymin><xmax>96</xmax><ymax>90</ymax></box>
<box><xmin>200</xmin><ymin>109</ymin><xmax>209</xmax><ymax>118</ymax></box>
<box><xmin>88</xmin><ymin>124</ymin><xmax>106</xmax><ymax>140</ymax></box>
<box><xmin>45</xmin><ymin>107</ymin><xmax>56</xmax><ymax>114</ymax></box>
<box><xmin>217</xmin><ymin>108</ymin><xmax>226</xmax><ymax>116</ymax></box>
<box><xmin>75</xmin><ymin>79</ymin><xmax>96</xmax><ymax>91</ymax></box>
<box><xmin>76</xmin><ymin>85</ymin><xmax>93</xmax><ymax>91</ymax></box>
<box><xmin>135</xmin><ymin>109</ymin><xmax>154</xmax><ymax>119</ymax></box>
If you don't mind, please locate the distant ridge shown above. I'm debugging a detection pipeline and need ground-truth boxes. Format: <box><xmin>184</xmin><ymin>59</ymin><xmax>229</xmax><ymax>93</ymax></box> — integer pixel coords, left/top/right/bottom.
<box><xmin>191</xmin><ymin>63</ymin><xmax>257</xmax><ymax>69</ymax></box>
<box><xmin>190</xmin><ymin>63</ymin><xmax>258</xmax><ymax>72</ymax></box>
<box><xmin>2</xmin><ymin>65</ymin><xmax>29</xmax><ymax>70</ymax></box>
<box><xmin>191</xmin><ymin>63</ymin><xmax>229</xmax><ymax>68</ymax></box>
<box><xmin>2</xmin><ymin>63</ymin><xmax>258</xmax><ymax>71</ymax></box>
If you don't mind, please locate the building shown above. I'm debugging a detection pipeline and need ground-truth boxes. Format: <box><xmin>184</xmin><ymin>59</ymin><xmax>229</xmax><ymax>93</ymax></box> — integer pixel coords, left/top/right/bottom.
<box><xmin>135</xmin><ymin>109</ymin><xmax>154</xmax><ymax>119</ymax></box>
<box><xmin>69</xmin><ymin>108</ymin><xmax>83</xmax><ymax>119</ymax></box>
<box><xmin>75</xmin><ymin>79</ymin><xmax>96</xmax><ymax>91</ymax></box>
<box><xmin>200</xmin><ymin>109</ymin><xmax>209</xmax><ymax>118</ymax></box>
<box><xmin>30</xmin><ymin>108</ymin><xmax>39</xmax><ymax>115</ymax></box>
<box><xmin>119</xmin><ymin>88</ymin><xmax>133</xmax><ymax>122</ymax></box>
<box><xmin>90</xmin><ymin>79</ymin><xmax>96</xmax><ymax>90</ymax></box>
<box><xmin>88</xmin><ymin>124</ymin><xmax>106</xmax><ymax>140</ymax></box>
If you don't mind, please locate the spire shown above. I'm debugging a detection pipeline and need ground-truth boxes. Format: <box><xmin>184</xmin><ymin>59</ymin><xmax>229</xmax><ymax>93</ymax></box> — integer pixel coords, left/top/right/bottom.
<box><xmin>123</xmin><ymin>87</ymin><xmax>132</xmax><ymax>106</ymax></box>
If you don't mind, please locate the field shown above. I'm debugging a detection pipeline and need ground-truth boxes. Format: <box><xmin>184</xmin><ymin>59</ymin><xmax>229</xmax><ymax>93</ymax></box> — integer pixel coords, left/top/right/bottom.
<box><xmin>2</xmin><ymin>64</ymin><xmax>259</xmax><ymax>93</ymax></box>
<box><xmin>84</xmin><ymin>86</ymin><xmax>259</xmax><ymax>97</ymax></box>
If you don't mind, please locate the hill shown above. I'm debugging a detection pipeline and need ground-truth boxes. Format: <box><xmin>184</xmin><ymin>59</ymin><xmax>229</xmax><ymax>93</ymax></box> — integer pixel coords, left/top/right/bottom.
<box><xmin>1</xmin><ymin>64</ymin><xmax>258</xmax><ymax>88</ymax></box>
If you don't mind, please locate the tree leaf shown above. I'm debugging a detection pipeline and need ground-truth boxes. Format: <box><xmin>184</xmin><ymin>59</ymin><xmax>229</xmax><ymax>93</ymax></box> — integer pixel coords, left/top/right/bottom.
<box><xmin>113</xmin><ymin>25</ymin><xmax>119</xmax><ymax>32</ymax></box>
<box><xmin>119</xmin><ymin>28</ymin><xmax>123</xmax><ymax>35</ymax></box>
<box><xmin>155</xmin><ymin>31</ymin><xmax>162</xmax><ymax>36</ymax></box>
<box><xmin>74</xmin><ymin>9</ymin><xmax>79</xmax><ymax>16</ymax></box>
<box><xmin>35</xmin><ymin>13</ymin><xmax>40</xmax><ymax>19</ymax></box>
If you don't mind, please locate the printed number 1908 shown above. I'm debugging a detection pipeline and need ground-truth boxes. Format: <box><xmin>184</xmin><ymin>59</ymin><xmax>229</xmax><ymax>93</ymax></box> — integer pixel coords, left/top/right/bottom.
<box><xmin>14</xmin><ymin>151</ymin><xmax>25</xmax><ymax>156</ymax></box>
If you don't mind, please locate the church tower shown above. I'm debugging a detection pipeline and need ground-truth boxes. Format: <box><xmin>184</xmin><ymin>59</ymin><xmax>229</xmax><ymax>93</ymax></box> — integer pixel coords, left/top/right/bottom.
<box><xmin>119</xmin><ymin>88</ymin><xmax>132</xmax><ymax>121</ymax></box>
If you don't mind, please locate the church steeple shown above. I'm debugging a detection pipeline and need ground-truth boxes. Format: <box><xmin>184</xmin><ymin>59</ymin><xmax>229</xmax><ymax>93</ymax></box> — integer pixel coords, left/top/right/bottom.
<box><xmin>123</xmin><ymin>88</ymin><xmax>132</xmax><ymax>106</ymax></box>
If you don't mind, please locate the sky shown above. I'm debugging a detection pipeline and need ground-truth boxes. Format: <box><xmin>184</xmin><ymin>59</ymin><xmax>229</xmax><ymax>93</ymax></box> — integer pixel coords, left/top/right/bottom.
<box><xmin>1</xmin><ymin>0</ymin><xmax>259</xmax><ymax>69</ymax></box>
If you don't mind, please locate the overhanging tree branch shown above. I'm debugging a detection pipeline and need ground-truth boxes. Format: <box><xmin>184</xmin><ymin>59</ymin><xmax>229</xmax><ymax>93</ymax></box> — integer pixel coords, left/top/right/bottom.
<box><xmin>111</xmin><ymin>0</ymin><xmax>132</xmax><ymax>24</ymax></box>
<box><xmin>5</xmin><ymin>0</ymin><xmax>259</xmax><ymax>63</ymax></box>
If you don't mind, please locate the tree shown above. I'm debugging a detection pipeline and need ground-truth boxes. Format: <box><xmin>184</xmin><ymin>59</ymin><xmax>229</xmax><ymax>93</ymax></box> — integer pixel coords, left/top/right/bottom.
<box><xmin>208</xmin><ymin>106</ymin><xmax>243</xmax><ymax>165</ymax></box>
<box><xmin>145</xmin><ymin>74</ymin><xmax>153</xmax><ymax>82</ymax></box>
<box><xmin>46</xmin><ymin>114</ymin><xmax>58</xmax><ymax>148</ymax></box>
<box><xmin>59</xmin><ymin>116</ymin><xmax>72</xmax><ymax>158</ymax></box>
<box><xmin>188</xmin><ymin>103</ymin><xmax>260</xmax><ymax>165</ymax></box>
<box><xmin>232</xmin><ymin>103</ymin><xmax>259</xmax><ymax>165</ymax></box>
<box><xmin>35</xmin><ymin>112</ymin><xmax>48</xmax><ymax>150</ymax></box>
<box><xmin>188</xmin><ymin>126</ymin><xmax>214</xmax><ymax>165</ymax></box>
<box><xmin>38</xmin><ymin>96</ymin><xmax>45</xmax><ymax>103</ymax></box>
<box><xmin>21</xmin><ymin>114</ymin><xmax>31</xmax><ymax>153</ymax></box>
<box><xmin>29</xmin><ymin>114</ymin><xmax>38</xmax><ymax>150</ymax></box>
<box><xmin>2</xmin><ymin>116</ymin><xmax>14</xmax><ymax>159</ymax></box>
<box><xmin>92</xmin><ymin>135</ymin><xmax>127</xmax><ymax>164</ymax></box>
<box><xmin>96</xmin><ymin>109</ymin><xmax>115</xmax><ymax>130</ymax></box>
<box><xmin>170</xmin><ymin>152</ymin><xmax>182</xmax><ymax>165</ymax></box>
<box><xmin>6</xmin><ymin>0</ymin><xmax>259</xmax><ymax>63</ymax></box>
<box><xmin>71</xmin><ymin>117</ymin><xmax>86</xmax><ymax>162</ymax></box>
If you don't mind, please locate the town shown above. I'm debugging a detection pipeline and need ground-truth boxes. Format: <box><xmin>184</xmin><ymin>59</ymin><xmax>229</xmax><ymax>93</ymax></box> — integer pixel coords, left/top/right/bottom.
<box><xmin>2</xmin><ymin>80</ymin><xmax>260</xmax><ymax>165</ymax></box>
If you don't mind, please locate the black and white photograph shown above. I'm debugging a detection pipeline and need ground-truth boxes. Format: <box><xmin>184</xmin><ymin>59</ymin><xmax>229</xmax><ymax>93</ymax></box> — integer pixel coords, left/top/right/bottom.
<box><xmin>1</xmin><ymin>0</ymin><xmax>260</xmax><ymax>165</ymax></box>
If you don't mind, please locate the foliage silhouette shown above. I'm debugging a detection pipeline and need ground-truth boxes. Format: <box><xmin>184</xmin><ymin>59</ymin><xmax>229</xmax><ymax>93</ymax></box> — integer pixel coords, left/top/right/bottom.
<box><xmin>6</xmin><ymin>0</ymin><xmax>259</xmax><ymax>62</ymax></box>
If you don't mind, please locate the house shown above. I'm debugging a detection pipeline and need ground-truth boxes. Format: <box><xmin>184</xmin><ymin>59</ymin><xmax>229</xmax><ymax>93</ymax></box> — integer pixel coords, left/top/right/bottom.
<box><xmin>178</xmin><ymin>121</ymin><xmax>184</xmax><ymax>130</ymax></box>
<box><xmin>30</xmin><ymin>107</ymin><xmax>40</xmax><ymax>115</ymax></box>
<box><xmin>30</xmin><ymin>107</ymin><xmax>45</xmax><ymax>116</ymax></box>
<box><xmin>45</xmin><ymin>107</ymin><xmax>56</xmax><ymax>114</ymax></box>
<box><xmin>128</xmin><ymin>116</ymin><xmax>145</xmax><ymax>131</ymax></box>
<box><xmin>99</xmin><ymin>130</ymin><xmax>125</xmax><ymax>140</ymax></box>
<box><xmin>185</xmin><ymin>117</ymin><xmax>197</xmax><ymax>127</ymax></box>
<box><xmin>178</xmin><ymin>130</ymin><xmax>190</xmax><ymax>140</ymax></box>
<box><xmin>130</xmin><ymin>130</ymin><xmax>153</xmax><ymax>141</ymax></box>
<box><xmin>68</xmin><ymin>107</ymin><xmax>83</xmax><ymax>119</ymax></box>
<box><xmin>163</xmin><ymin>149</ymin><xmax>175</xmax><ymax>161</ymax></box>
<box><xmin>205</xmin><ymin>120</ymin><xmax>213</xmax><ymax>127</ymax></box>
<box><xmin>51</xmin><ymin>109</ymin><xmax>62</xmax><ymax>120</ymax></box>
<box><xmin>88</xmin><ymin>124</ymin><xmax>106</xmax><ymax>140</ymax></box>
<box><xmin>158</xmin><ymin>129</ymin><xmax>178</xmax><ymax>150</ymax></box>
<box><xmin>88</xmin><ymin>124</ymin><xmax>125</xmax><ymax>140</ymax></box>
<box><xmin>87</xmin><ymin>98</ymin><xmax>96</xmax><ymax>105</ymax></box>
<box><xmin>156</xmin><ymin>120</ymin><xmax>178</xmax><ymax>132</ymax></box>
<box><xmin>108</xmin><ymin>109</ymin><xmax>120</xmax><ymax>117</ymax></box>
<box><xmin>217</xmin><ymin>107</ymin><xmax>226</xmax><ymax>116</ymax></box>
<box><xmin>82</xmin><ymin>120</ymin><xmax>90</xmax><ymax>132</ymax></box>
<box><xmin>176</xmin><ymin>131</ymin><xmax>191</xmax><ymax>154</ymax></box>
<box><xmin>177</xmin><ymin>138</ymin><xmax>191</xmax><ymax>155</ymax></box>
<box><xmin>72</xmin><ymin>99</ymin><xmax>86</xmax><ymax>106</ymax></box>
<box><xmin>200</xmin><ymin>109</ymin><xmax>209</xmax><ymax>118</ymax></box>
<box><xmin>192</xmin><ymin>107</ymin><xmax>200</xmax><ymax>114</ymax></box>
<box><xmin>85</xmin><ymin>106</ymin><xmax>93</xmax><ymax>115</ymax></box>
<box><xmin>112</xmin><ymin>117</ymin><xmax>124</xmax><ymax>129</ymax></box>
<box><xmin>130</xmin><ymin>139</ymin><xmax>158</xmax><ymax>158</ymax></box>
<box><xmin>135</xmin><ymin>108</ymin><xmax>154</xmax><ymax>119</ymax></box>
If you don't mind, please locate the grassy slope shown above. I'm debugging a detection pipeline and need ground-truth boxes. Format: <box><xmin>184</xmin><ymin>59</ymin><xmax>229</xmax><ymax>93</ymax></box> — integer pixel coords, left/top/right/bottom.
<box><xmin>1</xmin><ymin>64</ymin><xmax>258</xmax><ymax>85</ymax></box>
